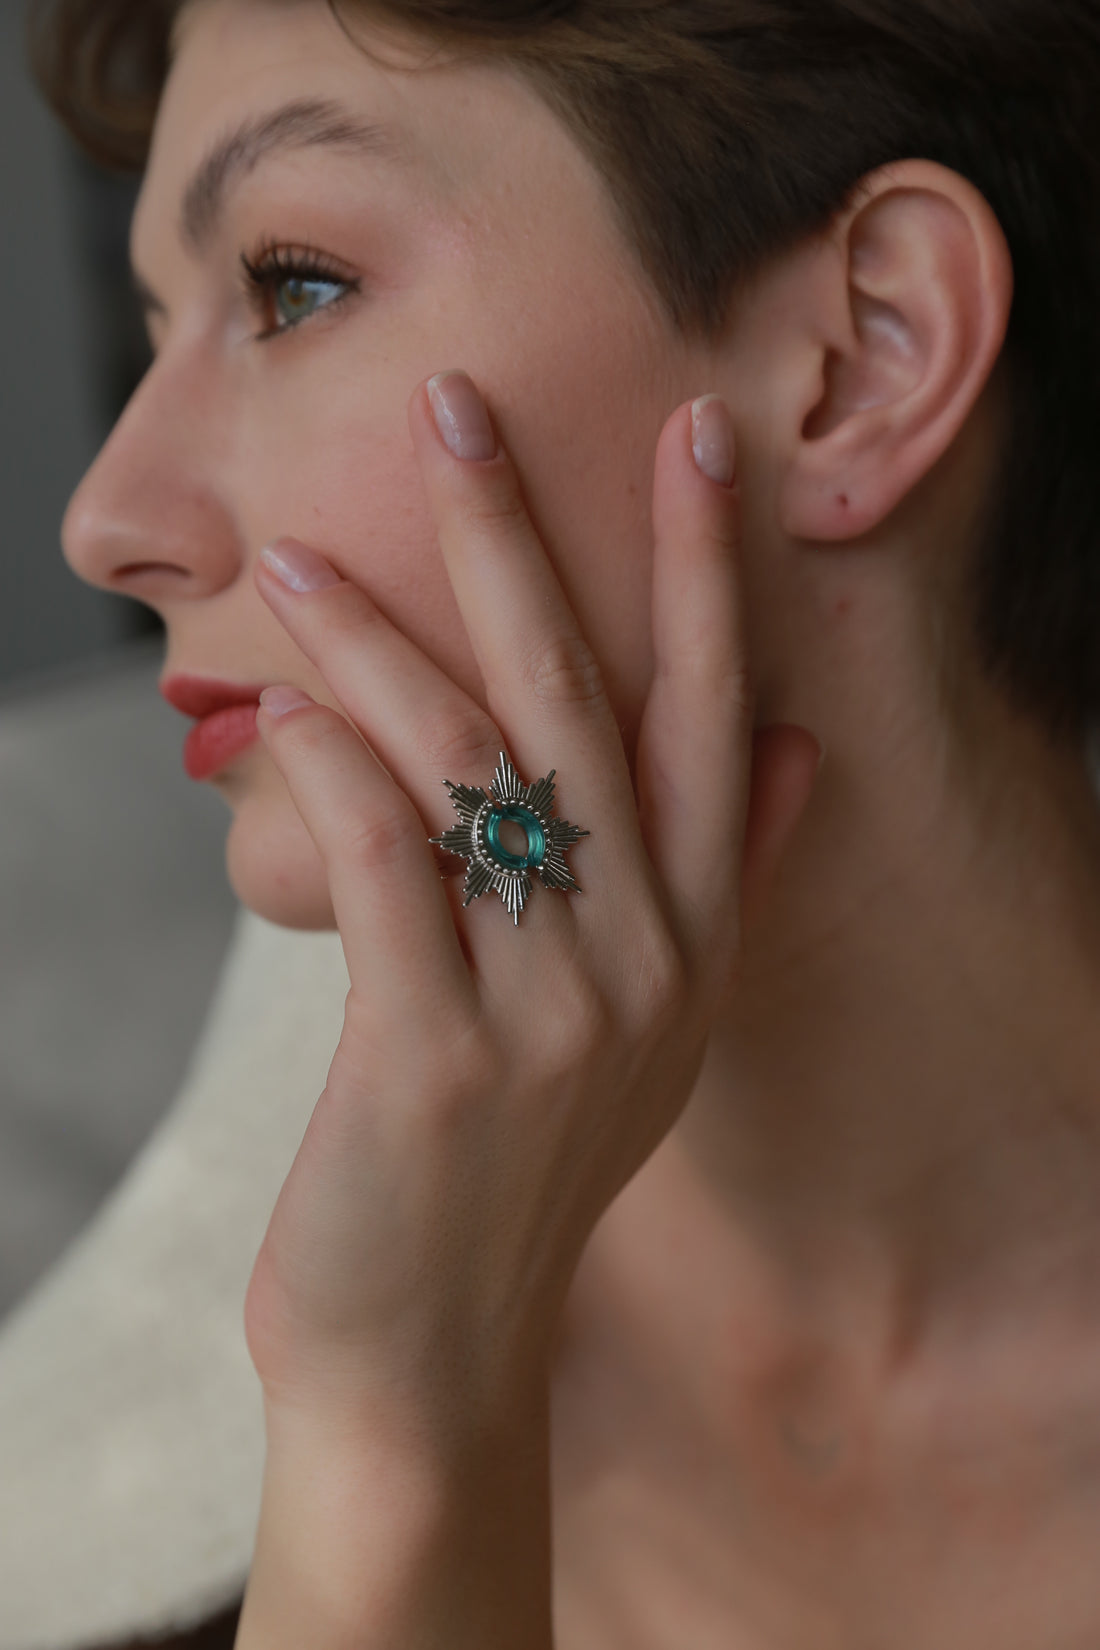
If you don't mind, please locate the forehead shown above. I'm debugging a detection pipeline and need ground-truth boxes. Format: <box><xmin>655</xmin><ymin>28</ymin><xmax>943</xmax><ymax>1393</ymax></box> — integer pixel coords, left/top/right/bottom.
<box><xmin>134</xmin><ymin>0</ymin><xmax>619</xmax><ymax>262</ymax></box>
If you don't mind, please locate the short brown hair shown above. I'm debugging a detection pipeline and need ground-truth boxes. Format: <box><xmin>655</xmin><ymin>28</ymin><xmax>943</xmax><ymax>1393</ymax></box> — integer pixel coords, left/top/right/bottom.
<box><xmin>27</xmin><ymin>0</ymin><xmax>1100</xmax><ymax>748</ymax></box>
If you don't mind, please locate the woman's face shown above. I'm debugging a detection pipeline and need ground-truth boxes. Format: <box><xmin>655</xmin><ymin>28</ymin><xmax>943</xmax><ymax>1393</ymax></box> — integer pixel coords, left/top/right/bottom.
<box><xmin>62</xmin><ymin>0</ymin><xmax>704</xmax><ymax>929</ymax></box>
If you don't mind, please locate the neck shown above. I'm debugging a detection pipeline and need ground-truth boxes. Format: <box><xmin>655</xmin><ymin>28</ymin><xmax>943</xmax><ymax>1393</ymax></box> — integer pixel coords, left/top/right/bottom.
<box><xmin>676</xmin><ymin>562</ymin><xmax>1100</xmax><ymax>1342</ymax></box>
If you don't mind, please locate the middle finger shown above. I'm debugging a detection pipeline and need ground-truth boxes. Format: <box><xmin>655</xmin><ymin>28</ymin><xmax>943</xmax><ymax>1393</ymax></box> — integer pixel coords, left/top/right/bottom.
<box><xmin>409</xmin><ymin>372</ymin><xmax>651</xmax><ymax>896</ymax></box>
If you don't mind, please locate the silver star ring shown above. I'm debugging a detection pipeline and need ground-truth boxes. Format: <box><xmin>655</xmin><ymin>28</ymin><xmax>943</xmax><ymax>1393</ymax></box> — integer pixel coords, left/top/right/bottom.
<box><xmin>430</xmin><ymin>752</ymin><xmax>590</xmax><ymax>925</ymax></box>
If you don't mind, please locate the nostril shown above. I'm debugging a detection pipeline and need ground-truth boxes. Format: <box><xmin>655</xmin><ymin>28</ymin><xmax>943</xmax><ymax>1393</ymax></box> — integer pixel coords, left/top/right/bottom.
<box><xmin>114</xmin><ymin>563</ymin><xmax>190</xmax><ymax>580</ymax></box>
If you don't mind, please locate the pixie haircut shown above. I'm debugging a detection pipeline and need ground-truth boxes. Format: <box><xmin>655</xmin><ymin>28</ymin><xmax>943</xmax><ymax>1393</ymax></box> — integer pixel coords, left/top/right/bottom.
<box><xmin>28</xmin><ymin>0</ymin><xmax>1100</xmax><ymax>750</ymax></box>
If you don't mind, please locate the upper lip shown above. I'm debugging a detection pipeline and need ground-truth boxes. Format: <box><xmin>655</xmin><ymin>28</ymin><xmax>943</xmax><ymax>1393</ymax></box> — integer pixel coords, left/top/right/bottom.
<box><xmin>159</xmin><ymin>674</ymin><xmax>270</xmax><ymax>719</ymax></box>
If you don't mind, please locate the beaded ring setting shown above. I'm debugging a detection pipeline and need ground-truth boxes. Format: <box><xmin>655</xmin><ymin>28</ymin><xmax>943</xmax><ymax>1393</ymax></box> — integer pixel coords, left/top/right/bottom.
<box><xmin>430</xmin><ymin>752</ymin><xmax>590</xmax><ymax>925</ymax></box>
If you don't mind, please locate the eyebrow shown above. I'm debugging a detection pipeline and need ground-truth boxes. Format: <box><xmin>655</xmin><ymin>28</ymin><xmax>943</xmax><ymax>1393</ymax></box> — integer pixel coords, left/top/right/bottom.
<box><xmin>133</xmin><ymin>96</ymin><xmax>410</xmax><ymax>313</ymax></box>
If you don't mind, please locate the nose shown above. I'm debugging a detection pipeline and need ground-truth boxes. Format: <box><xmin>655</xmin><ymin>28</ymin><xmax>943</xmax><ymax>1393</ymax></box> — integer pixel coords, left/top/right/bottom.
<box><xmin>62</xmin><ymin>347</ymin><xmax>243</xmax><ymax>610</ymax></box>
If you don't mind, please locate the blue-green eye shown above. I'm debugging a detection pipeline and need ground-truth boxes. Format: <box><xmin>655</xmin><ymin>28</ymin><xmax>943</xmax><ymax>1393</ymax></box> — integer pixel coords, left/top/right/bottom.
<box><xmin>241</xmin><ymin>242</ymin><xmax>359</xmax><ymax>338</ymax></box>
<box><xmin>273</xmin><ymin>274</ymin><xmax>346</xmax><ymax>329</ymax></box>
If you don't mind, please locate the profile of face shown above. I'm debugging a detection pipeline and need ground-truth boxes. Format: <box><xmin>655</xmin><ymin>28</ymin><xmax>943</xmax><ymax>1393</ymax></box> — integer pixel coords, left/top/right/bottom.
<box><xmin>62</xmin><ymin>0</ymin><xmax>724</xmax><ymax>931</ymax></box>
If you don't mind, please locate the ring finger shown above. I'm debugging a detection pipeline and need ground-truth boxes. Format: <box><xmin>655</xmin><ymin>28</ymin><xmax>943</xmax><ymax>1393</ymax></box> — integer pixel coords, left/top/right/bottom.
<box><xmin>255</xmin><ymin>541</ymin><xmax>587</xmax><ymax>956</ymax></box>
<box><xmin>256</xmin><ymin>538</ymin><xmax>503</xmax><ymax>850</ymax></box>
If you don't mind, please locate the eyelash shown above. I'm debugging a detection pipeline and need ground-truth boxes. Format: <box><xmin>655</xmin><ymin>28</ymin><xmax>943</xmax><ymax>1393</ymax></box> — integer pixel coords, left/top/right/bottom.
<box><xmin>239</xmin><ymin>237</ymin><xmax>361</xmax><ymax>339</ymax></box>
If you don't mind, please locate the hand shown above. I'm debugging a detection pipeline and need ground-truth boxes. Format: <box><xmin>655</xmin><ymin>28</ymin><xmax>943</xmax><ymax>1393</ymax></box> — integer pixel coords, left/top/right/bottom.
<box><xmin>245</xmin><ymin>371</ymin><xmax>820</xmax><ymax>1442</ymax></box>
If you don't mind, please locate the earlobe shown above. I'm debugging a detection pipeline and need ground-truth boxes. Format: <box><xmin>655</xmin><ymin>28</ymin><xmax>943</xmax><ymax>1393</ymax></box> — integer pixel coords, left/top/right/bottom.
<box><xmin>778</xmin><ymin>161</ymin><xmax>1014</xmax><ymax>544</ymax></box>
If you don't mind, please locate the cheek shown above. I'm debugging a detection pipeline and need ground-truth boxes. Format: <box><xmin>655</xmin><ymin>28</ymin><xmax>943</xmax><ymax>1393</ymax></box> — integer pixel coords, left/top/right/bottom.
<box><xmin>223</xmin><ymin>784</ymin><xmax>336</xmax><ymax>930</ymax></box>
<box><xmin>444</xmin><ymin>249</ymin><xmax>673</xmax><ymax>725</ymax></box>
<box><xmin>238</xmin><ymin>361</ymin><xmax>486</xmax><ymax>704</ymax></box>
<box><xmin>232</xmin><ymin>252</ymin><xmax>674</xmax><ymax>761</ymax></box>
<box><xmin>475</xmin><ymin>332</ymin><xmax>664</xmax><ymax>748</ymax></box>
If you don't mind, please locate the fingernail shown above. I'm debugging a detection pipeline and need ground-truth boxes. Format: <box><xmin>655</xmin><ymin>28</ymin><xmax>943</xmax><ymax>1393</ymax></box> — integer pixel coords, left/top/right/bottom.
<box><xmin>260</xmin><ymin>539</ymin><xmax>345</xmax><ymax>594</ymax></box>
<box><xmin>259</xmin><ymin>686</ymin><xmax>314</xmax><ymax>718</ymax></box>
<box><xmin>428</xmin><ymin>372</ymin><xmax>498</xmax><ymax>462</ymax></box>
<box><xmin>692</xmin><ymin>395</ymin><xmax>736</xmax><ymax>488</ymax></box>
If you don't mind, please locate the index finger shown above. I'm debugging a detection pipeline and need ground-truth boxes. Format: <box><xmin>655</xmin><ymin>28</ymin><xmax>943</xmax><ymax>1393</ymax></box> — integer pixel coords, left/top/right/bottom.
<box><xmin>409</xmin><ymin>370</ymin><xmax>653</xmax><ymax>909</ymax></box>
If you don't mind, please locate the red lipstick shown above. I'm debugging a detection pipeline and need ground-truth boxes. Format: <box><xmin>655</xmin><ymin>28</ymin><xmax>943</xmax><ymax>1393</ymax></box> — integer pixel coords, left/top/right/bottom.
<box><xmin>161</xmin><ymin>675</ymin><xmax>269</xmax><ymax>781</ymax></box>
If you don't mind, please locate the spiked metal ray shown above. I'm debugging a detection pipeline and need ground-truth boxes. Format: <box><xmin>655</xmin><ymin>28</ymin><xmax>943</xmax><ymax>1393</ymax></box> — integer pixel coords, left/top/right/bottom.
<box><xmin>430</xmin><ymin>751</ymin><xmax>590</xmax><ymax>925</ymax></box>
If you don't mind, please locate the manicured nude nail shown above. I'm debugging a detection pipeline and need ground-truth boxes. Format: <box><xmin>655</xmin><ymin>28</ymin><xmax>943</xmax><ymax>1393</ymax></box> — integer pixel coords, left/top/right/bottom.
<box><xmin>428</xmin><ymin>372</ymin><xmax>499</xmax><ymax>462</ymax></box>
<box><xmin>260</xmin><ymin>539</ymin><xmax>345</xmax><ymax>594</ymax></box>
<box><xmin>692</xmin><ymin>395</ymin><xmax>736</xmax><ymax>488</ymax></box>
<box><xmin>259</xmin><ymin>686</ymin><xmax>314</xmax><ymax>718</ymax></box>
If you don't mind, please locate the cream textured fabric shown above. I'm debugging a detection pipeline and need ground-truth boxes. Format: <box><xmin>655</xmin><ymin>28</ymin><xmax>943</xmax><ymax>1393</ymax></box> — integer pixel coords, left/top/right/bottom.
<box><xmin>0</xmin><ymin>907</ymin><xmax>349</xmax><ymax>1650</ymax></box>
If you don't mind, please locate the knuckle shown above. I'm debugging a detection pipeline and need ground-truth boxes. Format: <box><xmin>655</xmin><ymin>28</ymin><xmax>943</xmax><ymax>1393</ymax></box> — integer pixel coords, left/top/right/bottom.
<box><xmin>419</xmin><ymin>1020</ymin><xmax>505</xmax><ymax>1128</ymax></box>
<box><xmin>450</xmin><ymin>1019</ymin><xmax>505</xmax><ymax>1093</ymax></box>
<box><xmin>456</xmin><ymin>477</ymin><xmax>529</xmax><ymax>538</ymax></box>
<box><xmin>289</xmin><ymin>705</ymin><xmax>354</xmax><ymax>759</ymax></box>
<box><xmin>628</xmin><ymin>934</ymin><xmax>689</xmax><ymax>1037</ymax></box>
<box><xmin>420</xmin><ymin>705</ymin><xmax>499</xmax><ymax>780</ymax></box>
<box><xmin>571</xmin><ymin>987</ymin><xmax>616</xmax><ymax>1061</ymax></box>
<box><xmin>699</xmin><ymin>657</ymin><xmax>755</xmax><ymax>720</ymax></box>
<box><xmin>303</xmin><ymin>707</ymin><xmax>351</xmax><ymax>747</ymax></box>
<box><xmin>668</xmin><ymin>650</ymin><xmax>754</xmax><ymax>730</ymax></box>
<box><xmin>339</xmin><ymin>804</ymin><xmax>418</xmax><ymax>875</ymax></box>
<box><xmin>535</xmin><ymin>974</ymin><xmax>615</xmax><ymax>1076</ymax></box>
<box><xmin>337</xmin><ymin>580</ymin><xmax>380</xmax><ymax>621</ymax></box>
<box><xmin>521</xmin><ymin>629</ymin><xmax>607</xmax><ymax>711</ymax></box>
<box><xmin>319</xmin><ymin>583</ymin><xmax>385</xmax><ymax>645</ymax></box>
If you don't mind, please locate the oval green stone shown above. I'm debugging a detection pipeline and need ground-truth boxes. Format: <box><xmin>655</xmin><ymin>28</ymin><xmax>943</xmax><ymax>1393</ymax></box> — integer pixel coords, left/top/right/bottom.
<box><xmin>486</xmin><ymin>806</ymin><xmax>547</xmax><ymax>871</ymax></box>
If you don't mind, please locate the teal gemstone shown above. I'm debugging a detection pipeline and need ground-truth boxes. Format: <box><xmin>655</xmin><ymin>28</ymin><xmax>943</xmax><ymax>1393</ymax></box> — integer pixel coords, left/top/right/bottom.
<box><xmin>485</xmin><ymin>806</ymin><xmax>547</xmax><ymax>871</ymax></box>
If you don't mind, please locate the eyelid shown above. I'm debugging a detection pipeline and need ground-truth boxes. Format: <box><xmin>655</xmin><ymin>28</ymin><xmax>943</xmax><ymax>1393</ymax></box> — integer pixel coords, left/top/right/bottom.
<box><xmin>239</xmin><ymin>238</ymin><xmax>363</xmax><ymax>340</ymax></box>
<box><xmin>129</xmin><ymin>240</ymin><xmax>364</xmax><ymax>354</ymax></box>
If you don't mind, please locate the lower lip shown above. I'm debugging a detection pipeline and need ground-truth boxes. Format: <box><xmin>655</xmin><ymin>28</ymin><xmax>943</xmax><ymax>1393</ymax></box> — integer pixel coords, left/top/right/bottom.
<box><xmin>183</xmin><ymin>703</ymin><xmax>261</xmax><ymax>781</ymax></box>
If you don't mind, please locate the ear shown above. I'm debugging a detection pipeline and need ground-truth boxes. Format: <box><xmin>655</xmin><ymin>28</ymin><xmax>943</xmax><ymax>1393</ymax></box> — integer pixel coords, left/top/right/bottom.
<box><xmin>777</xmin><ymin>161</ymin><xmax>1014</xmax><ymax>543</ymax></box>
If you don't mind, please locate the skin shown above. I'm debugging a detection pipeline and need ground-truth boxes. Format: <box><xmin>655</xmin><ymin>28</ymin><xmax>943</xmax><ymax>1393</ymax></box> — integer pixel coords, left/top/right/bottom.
<box><xmin>61</xmin><ymin>0</ymin><xmax>1100</xmax><ymax>1643</ymax></box>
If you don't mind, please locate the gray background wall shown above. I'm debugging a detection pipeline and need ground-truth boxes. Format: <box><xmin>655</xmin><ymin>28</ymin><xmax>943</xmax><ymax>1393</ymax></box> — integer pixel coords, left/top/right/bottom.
<box><xmin>0</xmin><ymin>15</ymin><xmax>240</xmax><ymax>1324</ymax></box>
<box><xmin>0</xmin><ymin>2</ymin><xmax>157</xmax><ymax>694</ymax></box>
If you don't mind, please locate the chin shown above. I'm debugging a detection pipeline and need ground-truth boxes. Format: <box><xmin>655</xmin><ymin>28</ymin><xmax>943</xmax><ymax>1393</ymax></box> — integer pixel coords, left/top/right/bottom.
<box><xmin>222</xmin><ymin>792</ymin><xmax>338</xmax><ymax>931</ymax></box>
